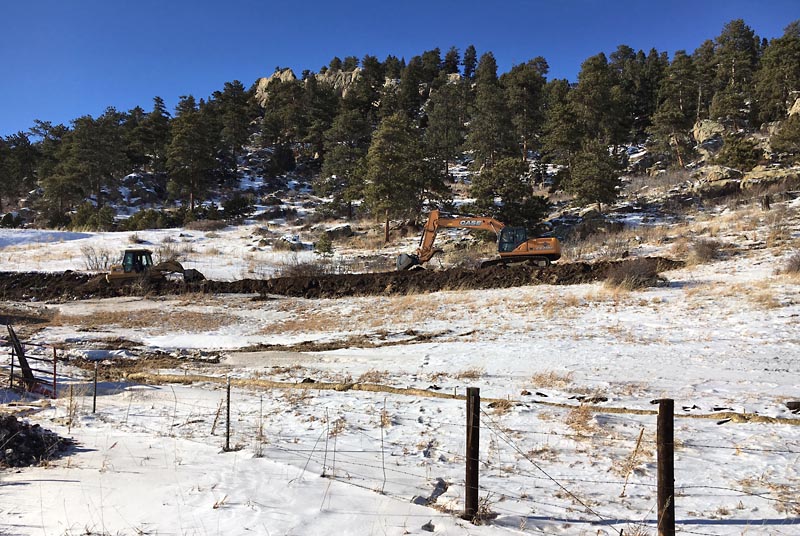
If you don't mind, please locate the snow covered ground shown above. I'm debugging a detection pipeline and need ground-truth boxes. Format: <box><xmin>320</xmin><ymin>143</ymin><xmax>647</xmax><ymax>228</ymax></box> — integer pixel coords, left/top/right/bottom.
<box><xmin>1</xmin><ymin>198</ymin><xmax>800</xmax><ymax>535</ymax></box>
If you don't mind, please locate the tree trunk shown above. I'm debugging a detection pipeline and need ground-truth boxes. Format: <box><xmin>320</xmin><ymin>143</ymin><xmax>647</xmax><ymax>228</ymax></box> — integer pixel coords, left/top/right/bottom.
<box><xmin>384</xmin><ymin>210</ymin><xmax>390</xmax><ymax>245</ymax></box>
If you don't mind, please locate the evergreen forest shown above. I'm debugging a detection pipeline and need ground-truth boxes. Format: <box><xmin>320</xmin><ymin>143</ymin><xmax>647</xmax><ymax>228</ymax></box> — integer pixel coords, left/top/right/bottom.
<box><xmin>1</xmin><ymin>18</ymin><xmax>800</xmax><ymax>232</ymax></box>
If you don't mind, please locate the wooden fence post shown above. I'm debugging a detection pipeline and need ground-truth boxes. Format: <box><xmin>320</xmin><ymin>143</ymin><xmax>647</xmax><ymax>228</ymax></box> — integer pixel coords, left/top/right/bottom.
<box><xmin>657</xmin><ymin>398</ymin><xmax>675</xmax><ymax>536</ymax></box>
<box><xmin>52</xmin><ymin>348</ymin><xmax>58</xmax><ymax>399</ymax></box>
<box><xmin>464</xmin><ymin>387</ymin><xmax>480</xmax><ymax>520</ymax></box>
<box><xmin>225</xmin><ymin>376</ymin><xmax>231</xmax><ymax>452</ymax></box>
<box><xmin>92</xmin><ymin>362</ymin><xmax>98</xmax><ymax>413</ymax></box>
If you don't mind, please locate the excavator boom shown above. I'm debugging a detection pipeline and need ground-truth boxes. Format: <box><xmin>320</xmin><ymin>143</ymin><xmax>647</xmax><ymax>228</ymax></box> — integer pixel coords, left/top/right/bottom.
<box><xmin>397</xmin><ymin>209</ymin><xmax>560</xmax><ymax>270</ymax></box>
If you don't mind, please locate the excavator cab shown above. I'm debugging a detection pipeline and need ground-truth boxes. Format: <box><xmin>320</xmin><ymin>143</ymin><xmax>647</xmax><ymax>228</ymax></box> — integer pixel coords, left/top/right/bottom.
<box><xmin>497</xmin><ymin>227</ymin><xmax>528</xmax><ymax>252</ymax></box>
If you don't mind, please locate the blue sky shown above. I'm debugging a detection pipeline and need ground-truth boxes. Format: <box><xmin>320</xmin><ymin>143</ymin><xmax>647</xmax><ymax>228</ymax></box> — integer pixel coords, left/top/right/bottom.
<box><xmin>1</xmin><ymin>0</ymin><xmax>797</xmax><ymax>137</ymax></box>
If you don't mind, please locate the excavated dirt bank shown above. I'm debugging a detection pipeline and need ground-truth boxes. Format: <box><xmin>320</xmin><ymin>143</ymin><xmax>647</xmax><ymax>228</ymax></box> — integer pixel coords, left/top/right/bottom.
<box><xmin>0</xmin><ymin>257</ymin><xmax>683</xmax><ymax>302</ymax></box>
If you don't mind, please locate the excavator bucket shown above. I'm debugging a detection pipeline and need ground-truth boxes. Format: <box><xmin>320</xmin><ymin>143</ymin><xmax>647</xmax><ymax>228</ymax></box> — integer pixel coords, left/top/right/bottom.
<box><xmin>396</xmin><ymin>253</ymin><xmax>420</xmax><ymax>271</ymax></box>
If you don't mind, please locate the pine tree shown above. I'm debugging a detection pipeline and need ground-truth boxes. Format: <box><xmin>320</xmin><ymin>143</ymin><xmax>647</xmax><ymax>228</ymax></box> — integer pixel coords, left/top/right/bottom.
<box><xmin>260</xmin><ymin>79</ymin><xmax>307</xmax><ymax>147</ymax></box>
<box><xmin>501</xmin><ymin>58</ymin><xmax>548</xmax><ymax>160</ymax></box>
<box><xmin>342</xmin><ymin>56</ymin><xmax>359</xmax><ymax>71</ymax></box>
<box><xmin>570</xmin><ymin>53</ymin><xmax>626</xmax><ymax>147</ymax></box>
<box><xmin>136</xmin><ymin>97</ymin><xmax>171</xmax><ymax>172</ymax></box>
<box><xmin>462</xmin><ymin>45</ymin><xmax>477</xmax><ymax>80</ymax></box>
<box><xmin>398</xmin><ymin>56</ymin><xmax>425</xmax><ymax>118</ymax></box>
<box><xmin>39</xmin><ymin>128</ymin><xmax>83</xmax><ymax>223</ymax></box>
<box><xmin>470</xmin><ymin>156</ymin><xmax>549</xmax><ymax>225</ymax></box>
<box><xmin>709</xmin><ymin>19</ymin><xmax>759</xmax><ymax>127</ymax></box>
<box><xmin>424</xmin><ymin>81</ymin><xmax>465</xmax><ymax>176</ymax></box>
<box><xmin>166</xmin><ymin>96</ymin><xmax>217</xmax><ymax>212</ymax></box>
<box><xmin>0</xmin><ymin>138</ymin><xmax>11</xmax><ymax>211</ymax></box>
<box><xmin>67</xmin><ymin>107</ymin><xmax>129</xmax><ymax>205</ymax></box>
<box><xmin>317</xmin><ymin>110</ymin><xmax>372</xmax><ymax>218</ymax></box>
<box><xmin>383</xmin><ymin>55</ymin><xmax>403</xmax><ymax>79</ymax></box>
<box><xmin>466</xmin><ymin>52</ymin><xmax>515</xmax><ymax>168</ymax></box>
<box><xmin>215</xmin><ymin>81</ymin><xmax>250</xmax><ymax>164</ymax></box>
<box><xmin>364</xmin><ymin>113</ymin><xmax>446</xmax><ymax>242</ymax></box>
<box><xmin>303</xmin><ymin>76</ymin><xmax>340</xmax><ymax>159</ymax></box>
<box><xmin>442</xmin><ymin>46</ymin><xmax>460</xmax><ymax>75</ymax></box>
<box><xmin>754</xmin><ymin>21</ymin><xmax>800</xmax><ymax>123</ymax></box>
<box><xmin>566</xmin><ymin>139</ymin><xmax>622</xmax><ymax>209</ymax></box>
<box><xmin>691</xmin><ymin>40</ymin><xmax>717</xmax><ymax>121</ymax></box>
<box><xmin>771</xmin><ymin>114</ymin><xmax>800</xmax><ymax>163</ymax></box>
<box><xmin>648</xmin><ymin>50</ymin><xmax>696</xmax><ymax>166</ymax></box>
<box><xmin>541</xmin><ymin>79</ymin><xmax>581</xmax><ymax>188</ymax></box>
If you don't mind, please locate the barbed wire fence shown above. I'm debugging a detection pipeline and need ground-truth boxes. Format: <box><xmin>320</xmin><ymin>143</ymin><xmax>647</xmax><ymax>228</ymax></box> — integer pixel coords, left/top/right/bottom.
<box><xmin>37</xmin><ymin>369</ymin><xmax>800</xmax><ymax>536</ymax></box>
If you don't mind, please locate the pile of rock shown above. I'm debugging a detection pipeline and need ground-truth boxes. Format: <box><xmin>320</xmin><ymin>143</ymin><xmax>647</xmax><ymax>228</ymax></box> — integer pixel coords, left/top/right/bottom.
<box><xmin>0</xmin><ymin>414</ymin><xmax>72</xmax><ymax>467</ymax></box>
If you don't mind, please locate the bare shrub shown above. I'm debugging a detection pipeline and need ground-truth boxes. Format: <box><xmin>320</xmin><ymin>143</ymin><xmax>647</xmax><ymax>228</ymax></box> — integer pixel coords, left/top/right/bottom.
<box><xmin>604</xmin><ymin>258</ymin><xmax>662</xmax><ymax>290</ymax></box>
<box><xmin>155</xmin><ymin>242</ymin><xmax>194</xmax><ymax>263</ymax></box>
<box><xmin>780</xmin><ymin>253</ymin><xmax>800</xmax><ymax>275</ymax></box>
<box><xmin>81</xmin><ymin>245</ymin><xmax>113</xmax><ymax>271</ymax></box>
<box><xmin>128</xmin><ymin>232</ymin><xmax>145</xmax><ymax>244</ymax></box>
<box><xmin>273</xmin><ymin>255</ymin><xmax>336</xmax><ymax>278</ymax></box>
<box><xmin>186</xmin><ymin>219</ymin><xmax>227</xmax><ymax>232</ymax></box>
<box><xmin>688</xmin><ymin>238</ymin><xmax>722</xmax><ymax>264</ymax></box>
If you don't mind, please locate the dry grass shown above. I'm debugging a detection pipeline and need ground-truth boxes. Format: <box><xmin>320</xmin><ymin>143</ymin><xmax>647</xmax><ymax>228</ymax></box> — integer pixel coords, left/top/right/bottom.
<box><xmin>530</xmin><ymin>370</ymin><xmax>573</xmax><ymax>389</ymax></box>
<box><xmin>527</xmin><ymin>444</ymin><xmax>560</xmax><ymax>462</ymax></box>
<box><xmin>357</xmin><ymin>369</ymin><xmax>390</xmax><ymax>384</ymax></box>
<box><xmin>53</xmin><ymin>309</ymin><xmax>232</xmax><ymax>333</ymax></box>
<box><xmin>258</xmin><ymin>310</ymin><xmax>343</xmax><ymax>334</ymax></box>
<box><xmin>455</xmin><ymin>367</ymin><xmax>484</xmax><ymax>380</ymax></box>
<box><xmin>565</xmin><ymin>404</ymin><xmax>596</xmax><ymax>434</ymax></box>
<box><xmin>328</xmin><ymin>416</ymin><xmax>347</xmax><ymax>437</ymax></box>
<box><xmin>621</xmin><ymin>525</ymin><xmax>652</xmax><ymax>536</ymax></box>
<box><xmin>490</xmin><ymin>398</ymin><xmax>514</xmax><ymax>415</ymax></box>
<box><xmin>540</xmin><ymin>294</ymin><xmax>582</xmax><ymax>318</ymax></box>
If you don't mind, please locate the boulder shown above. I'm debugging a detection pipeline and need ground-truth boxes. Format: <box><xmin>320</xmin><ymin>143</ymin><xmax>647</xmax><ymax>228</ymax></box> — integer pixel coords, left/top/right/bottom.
<box><xmin>693</xmin><ymin>165</ymin><xmax>742</xmax><ymax>183</ymax></box>
<box><xmin>692</xmin><ymin>120</ymin><xmax>726</xmax><ymax>160</ymax></box>
<box><xmin>313</xmin><ymin>68</ymin><xmax>362</xmax><ymax>98</ymax></box>
<box><xmin>690</xmin><ymin>165</ymin><xmax>742</xmax><ymax>197</ymax></box>
<box><xmin>741</xmin><ymin>166</ymin><xmax>800</xmax><ymax>189</ymax></box>
<box><xmin>254</xmin><ymin>68</ymin><xmax>298</xmax><ymax>106</ymax></box>
<box><xmin>312</xmin><ymin>223</ymin><xmax>354</xmax><ymax>240</ymax></box>
<box><xmin>789</xmin><ymin>97</ymin><xmax>800</xmax><ymax>117</ymax></box>
<box><xmin>692</xmin><ymin>120</ymin><xmax>725</xmax><ymax>145</ymax></box>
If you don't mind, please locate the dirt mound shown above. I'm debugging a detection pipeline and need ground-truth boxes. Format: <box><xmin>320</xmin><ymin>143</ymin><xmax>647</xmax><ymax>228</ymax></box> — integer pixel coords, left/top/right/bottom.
<box><xmin>0</xmin><ymin>414</ymin><xmax>73</xmax><ymax>467</ymax></box>
<box><xmin>0</xmin><ymin>258</ymin><xmax>683</xmax><ymax>302</ymax></box>
<box><xmin>206</xmin><ymin>257</ymin><xmax>683</xmax><ymax>299</ymax></box>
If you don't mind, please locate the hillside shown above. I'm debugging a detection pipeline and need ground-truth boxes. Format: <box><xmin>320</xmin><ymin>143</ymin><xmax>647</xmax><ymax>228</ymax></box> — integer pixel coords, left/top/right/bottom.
<box><xmin>1</xmin><ymin>163</ymin><xmax>799</xmax><ymax>535</ymax></box>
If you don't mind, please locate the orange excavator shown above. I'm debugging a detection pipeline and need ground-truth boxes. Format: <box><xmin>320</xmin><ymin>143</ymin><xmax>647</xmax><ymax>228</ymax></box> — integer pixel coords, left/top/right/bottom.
<box><xmin>397</xmin><ymin>209</ymin><xmax>561</xmax><ymax>270</ymax></box>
